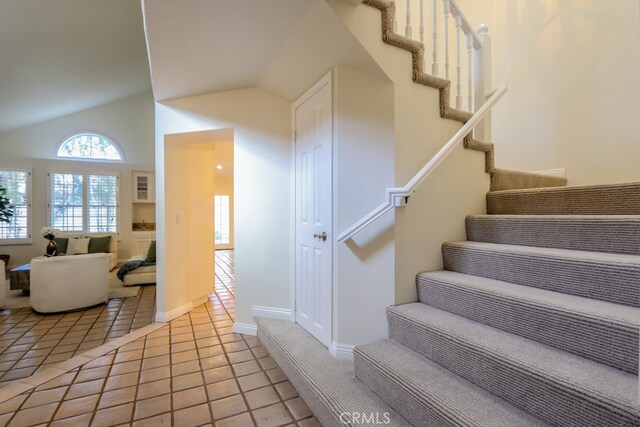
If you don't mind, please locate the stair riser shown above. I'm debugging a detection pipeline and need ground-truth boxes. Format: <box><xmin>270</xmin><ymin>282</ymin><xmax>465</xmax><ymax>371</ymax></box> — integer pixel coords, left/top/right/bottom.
<box><xmin>354</xmin><ymin>351</ymin><xmax>456</xmax><ymax>427</ymax></box>
<box><xmin>466</xmin><ymin>217</ymin><xmax>640</xmax><ymax>256</ymax></box>
<box><xmin>442</xmin><ymin>245</ymin><xmax>640</xmax><ymax>307</ymax></box>
<box><xmin>417</xmin><ymin>276</ymin><xmax>639</xmax><ymax>374</ymax></box>
<box><xmin>387</xmin><ymin>311</ymin><xmax>637</xmax><ymax>427</ymax></box>
<box><xmin>487</xmin><ymin>184</ymin><xmax>640</xmax><ymax>215</ymax></box>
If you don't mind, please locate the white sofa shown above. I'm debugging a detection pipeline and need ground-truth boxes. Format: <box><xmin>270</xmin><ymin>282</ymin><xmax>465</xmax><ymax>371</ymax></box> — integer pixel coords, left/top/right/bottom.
<box><xmin>30</xmin><ymin>253</ymin><xmax>109</xmax><ymax>313</ymax></box>
<box><xmin>123</xmin><ymin>240</ymin><xmax>156</xmax><ymax>286</ymax></box>
<box><xmin>52</xmin><ymin>232</ymin><xmax>117</xmax><ymax>270</ymax></box>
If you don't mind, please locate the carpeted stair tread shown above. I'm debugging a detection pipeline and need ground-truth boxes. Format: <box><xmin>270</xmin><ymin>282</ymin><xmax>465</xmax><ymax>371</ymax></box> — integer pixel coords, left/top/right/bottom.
<box><xmin>487</xmin><ymin>182</ymin><xmax>640</xmax><ymax>215</ymax></box>
<box><xmin>466</xmin><ymin>214</ymin><xmax>640</xmax><ymax>255</ymax></box>
<box><xmin>417</xmin><ymin>270</ymin><xmax>639</xmax><ymax>373</ymax></box>
<box><xmin>490</xmin><ymin>169</ymin><xmax>567</xmax><ymax>191</ymax></box>
<box><xmin>387</xmin><ymin>304</ymin><xmax>638</xmax><ymax>427</ymax></box>
<box><xmin>354</xmin><ymin>339</ymin><xmax>549</xmax><ymax>427</ymax></box>
<box><xmin>254</xmin><ymin>316</ymin><xmax>411</xmax><ymax>427</ymax></box>
<box><xmin>442</xmin><ymin>241</ymin><xmax>640</xmax><ymax>307</ymax></box>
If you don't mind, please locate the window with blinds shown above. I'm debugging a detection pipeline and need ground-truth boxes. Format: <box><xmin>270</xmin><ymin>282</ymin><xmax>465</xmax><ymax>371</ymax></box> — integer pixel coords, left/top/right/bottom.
<box><xmin>0</xmin><ymin>169</ymin><xmax>31</xmax><ymax>242</ymax></box>
<box><xmin>50</xmin><ymin>172</ymin><xmax>118</xmax><ymax>233</ymax></box>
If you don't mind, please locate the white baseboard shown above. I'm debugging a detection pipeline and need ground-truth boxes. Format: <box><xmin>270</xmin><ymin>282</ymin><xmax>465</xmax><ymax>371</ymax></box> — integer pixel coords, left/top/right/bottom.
<box><xmin>251</xmin><ymin>305</ymin><xmax>292</xmax><ymax>320</ymax></box>
<box><xmin>192</xmin><ymin>295</ymin><xmax>209</xmax><ymax>307</ymax></box>
<box><xmin>330</xmin><ymin>341</ymin><xmax>355</xmax><ymax>361</ymax></box>
<box><xmin>233</xmin><ymin>322</ymin><xmax>258</xmax><ymax>336</ymax></box>
<box><xmin>532</xmin><ymin>168</ymin><xmax>566</xmax><ymax>178</ymax></box>
<box><xmin>155</xmin><ymin>301</ymin><xmax>193</xmax><ymax>323</ymax></box>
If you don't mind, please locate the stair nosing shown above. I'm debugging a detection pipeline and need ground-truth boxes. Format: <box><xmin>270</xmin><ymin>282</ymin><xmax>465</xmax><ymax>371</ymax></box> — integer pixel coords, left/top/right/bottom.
<box><xmin>387</xmin><ymin>304</ymin><xmax>637</xmax><ymax>412</ymax></box>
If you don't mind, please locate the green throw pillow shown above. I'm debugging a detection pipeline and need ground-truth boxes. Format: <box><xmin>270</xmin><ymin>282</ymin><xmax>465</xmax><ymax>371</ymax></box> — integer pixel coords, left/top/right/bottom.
<box><xmin>53</xmin><ymin>237</ymin><xmax>69</xmax><ymax>254</ymax></box>
<box><xmin>88</xmin><ymin>236</ymin><xmax>111</xmax><ymax>254</ymax></box>
<box><xmin>145</xmin><ymin>240</ymin><xmax>156</xmax><ymax>263</ymax></box>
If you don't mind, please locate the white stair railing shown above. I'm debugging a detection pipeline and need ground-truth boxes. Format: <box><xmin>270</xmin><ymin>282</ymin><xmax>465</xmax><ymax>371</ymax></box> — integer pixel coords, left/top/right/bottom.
<box><xmin>393</xmin><ymin>0</ymin><xmax>492</xmax><ymax>140</ymax></box>
<box><xmin>337</xmin><ymin>85</ymin><xmax>507</xmax><ymax>243</ymax></box>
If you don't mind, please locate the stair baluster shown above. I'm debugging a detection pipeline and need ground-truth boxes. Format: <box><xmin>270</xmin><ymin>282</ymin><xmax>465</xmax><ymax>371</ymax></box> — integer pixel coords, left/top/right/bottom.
<box><xmin>419</xmin><ymin>0</ymin><xmax>424</xmax><ymax>43</ymax></box>
<box><xmin>467</xmin><ymin>32</ymin><xmax>473</xmax><ymax>111</ymax></box>
<box><xmin>443</xmin><ymin>0</ymin><xmax>450</xmax><ymax>80</ymax></box>
<box><xmin>455</xmin><ymin>15</ymin><xmax>462</xmax><ymax>109</ymax></box>
<box><xmin>405</xmin><ymin>0</ymin><xmax>412</xmax><ymax>38</ymax></box>
<box><xmin>432</xmin><ymin>0</ymin><xmax>438</xmax><ymax>75</ymax></box>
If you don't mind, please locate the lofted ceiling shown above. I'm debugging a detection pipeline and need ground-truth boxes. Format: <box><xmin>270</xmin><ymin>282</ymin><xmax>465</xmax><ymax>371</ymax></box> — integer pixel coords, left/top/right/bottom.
<box><xmin>142</xmin><ymin>0</ymin><xmax>386</xmax><ymax>102</ymax></box>
<box><xmin>0</xmin><ymin>0</ymin><xmax>151</xmax><ymax>133</ymax></box>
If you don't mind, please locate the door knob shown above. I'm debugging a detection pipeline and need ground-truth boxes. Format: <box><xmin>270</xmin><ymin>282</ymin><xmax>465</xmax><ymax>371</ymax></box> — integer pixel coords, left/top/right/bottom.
<box><xmin>313</xmin><ymin>232</ymin><xmax>327</xmax><ymax>242</ymax></box>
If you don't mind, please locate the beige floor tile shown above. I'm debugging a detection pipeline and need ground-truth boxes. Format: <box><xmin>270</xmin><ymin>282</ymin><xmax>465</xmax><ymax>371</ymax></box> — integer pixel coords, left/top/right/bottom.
<box><xmin>75</xmin><ymin>366</ymin><xmax>110</xmax><ymax>383</ymax></box>
<box><xmin>238</xmin><ymin>372</ymin><xmax>270</xmax><ymax>392</ymax></box>
<box><xmin>274</xmin><ymin>381</ymin><xmax>298</xmax><ymax>401</ymax></box>
<box><xmin>252</xmin><ymin>402</ymin><xmax>294</xmax><ymax>427</ymax></box>
<box><xmin>215</xmin><ymin>412</ymin><xmax>256</xmax><ymax>427</ymax></box>
<box><xmin>139</xmin><ymin>365</ymin><xmax>170</xmax><ymax>384</ymax></box>
<box><xmin>172</xmin><ymin>371</ymin><xmax>204</xmax><ymax>392</ymax></box>
<box><xmin>206</xmin><ymin>378</ymin><xmax>240</xmax><ymax>401</ymax></box>
<box><xmin>298</xmin><ymin>417</ymin><xmax>322</xmax><ymax>427</ymax></box>
<box><xmin>65</xmin><ymin>378</ymin><xmax>104</xmax><ymax>400</ymax></box>
<box><xmin>210</xmin><ymin>394</ymin><xmax>247</xmax><ymax>420</ymax></box>
<box><xmin>0</xmin><ymin>394</ymin><xmax>27</xmax><ymax>414</ymax></box>
<box><xmin>11</xmin><ymin>403</ymin><xmax>58</xmax><ymax>426</ymax></box>
<box><xmin>54</xmin><ymin>394</ymin><xmax>100</xmax><ymax>420</ymax></box>
<box><xmin>134</xmin><ymin>394</ymin><xmax>171</xmax><ymax>420</ymax></box>
<box><xmin>136</xmin><ymin>378</ymin><xmax>171</xmax><ymax>400</ymax></box>
<box><xmin>132</xmin><ymin>412</ymin><xmax>171</xmax><ymax>427</ymax></box>
<box><xmin>92</xmin><ymin>402</ymin><xmax>134</xmax><ymax>427</ymax></box>
<box><xmin>21</xmin><ymin>386</ymin><xmax>67</xmax><ymax>409</ymax></box>
<box><xmin>98</xmin><ymin>385</ymin><xmax>136</xmax><ymax>409</ymax></box>
<box><xmin>244</xmin><ymin>386</ymin><xmax>280</xmax><ymax>410</ymax></box>
<box><xmin>173</xmin><ymin>403</ymin><xmax>212</xmax><ymax>427</ymax></box>
<box><xmin>284</xmin><ymin>397</ymin><xmax>312</xmax><ymax>420</ymax></box>
<box><xmin>49</xmin><ymin>412</ymin><xmax>93</xmax><ymax>427</ymax></box>
<box><xmin>232</xmin><ymin>360</ymin><xmax>261</xmax><ymax>377</ymax></box>
<box><xmin>257</xmin><ymin>357</ymin><xmax>277</xmax><ymax>370</ymax></box>
<box><xmin>173</xmin><ymin>385</ymin><xmax>207</xmax><ymax>410</ymax></box>
<box><xmin>171</xmin><ymin>359</ymin><xmax>201</xmax><ymax>377</ymax></box>
<box><xmin>103</xmin><ymin>372</ymin><xmax>139</xmax><ymax>391</ymax></box>
<box><xmin>203</xmin><ymin>366</ymin><xmax>234</xmax><ymax>385</ymax></box>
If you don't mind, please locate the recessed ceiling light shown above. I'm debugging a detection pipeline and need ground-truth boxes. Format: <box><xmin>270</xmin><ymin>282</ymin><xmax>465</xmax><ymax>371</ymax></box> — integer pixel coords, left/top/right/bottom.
<box><xmin>216</xmin><ymin>165</ymin><xmax>223</xmax><ymax>170</ymax></box>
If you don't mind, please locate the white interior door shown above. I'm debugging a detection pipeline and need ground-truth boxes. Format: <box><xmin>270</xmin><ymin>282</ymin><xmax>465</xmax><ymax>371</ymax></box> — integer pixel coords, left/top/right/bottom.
<box><xmin>294</xmin><ymin>74</ymin><xmax>332</xmax><ymax>347</ymax></box>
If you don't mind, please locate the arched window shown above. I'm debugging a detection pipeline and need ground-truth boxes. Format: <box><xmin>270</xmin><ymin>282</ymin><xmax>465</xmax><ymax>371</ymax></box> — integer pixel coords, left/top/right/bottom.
<box><xmin>57</xmin><ymin>133</ymin><xmax>123</xmax><ymax>161</ymax></box>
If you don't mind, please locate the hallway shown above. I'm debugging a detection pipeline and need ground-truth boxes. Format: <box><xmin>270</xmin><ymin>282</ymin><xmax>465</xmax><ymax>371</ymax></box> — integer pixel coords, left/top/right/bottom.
<box><xmin>0</xmin><ymin>251</ymin><xmax>319</xmax><ymax>426</ymax></box>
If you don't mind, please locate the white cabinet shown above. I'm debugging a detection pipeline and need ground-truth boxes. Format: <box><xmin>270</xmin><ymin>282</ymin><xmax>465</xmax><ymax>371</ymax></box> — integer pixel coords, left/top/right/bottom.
<box><xmin>133</xmin><ymin>172</ymin><xmax>155</xmax><ymax>203</ymax></box>
<box><xmin>132</xmin><ymin>232</ymin><xmax>156</xmax><ymax>257</ymax></box>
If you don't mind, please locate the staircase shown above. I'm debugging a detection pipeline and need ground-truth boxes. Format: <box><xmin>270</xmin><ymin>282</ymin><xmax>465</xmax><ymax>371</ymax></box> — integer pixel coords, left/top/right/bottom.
<box><xmin>354</xmin><ymin>183</ymin><xmax>640</xmax><ymax>427</ymax></box>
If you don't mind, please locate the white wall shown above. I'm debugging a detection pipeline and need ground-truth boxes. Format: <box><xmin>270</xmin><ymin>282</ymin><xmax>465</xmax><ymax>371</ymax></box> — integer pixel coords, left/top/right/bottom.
<box><xmin>328</xmin><ymin>0</ymin><xmax>490</xmax><ymax>305</ymax></box>
<box><xmin>154</xmin><ymin>88</ymin><xmax>292</xmax><ymax>325</ymax></box>
<box><xmin>457</xmin><ymin>0</ymin><xmax>640</xmax><ymax>185</ymax></box>
<box><xmin>333</xmin><ymin>66</ymin><xmax>396</xmax><ymax>346</ymax></box>
<box><xmin>0</xmin><ymin>92</ymin><xmax>155</xmax><ymax>265</ymax></box>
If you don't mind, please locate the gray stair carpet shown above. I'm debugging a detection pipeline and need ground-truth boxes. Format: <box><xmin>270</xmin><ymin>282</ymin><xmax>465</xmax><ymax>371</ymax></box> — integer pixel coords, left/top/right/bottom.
<box><xmin>386</xmin><ymin>304</ymin><xmax>639</xmax><ymax>427</ymax></box>
<box><xmin>442</xmin><ymin>241</ymin><xmax>640</xmax><ymax>307</ymax></box>
<box><xmin>487</xmin><ymin>182</ymin><xmax>640</xmax><ymax>215</ymax></box>
<box><xmin>466</xmin><ymin>214</ymin><xmax>640</xmax><ymax>255</ymax></box>
<box><xmin>417</xmin><ymin>270</ymin><xmax>639</xmax><ymax>373</ymax></box>
<box><xmin>354</xmin><ymin>339</ymin><xmax>549</xmax><ymax>427</ymax></box>
<box><xmin>254</xmin><ymin>316</ymin><xmax>412</xmax><ymax>427</ymax></box>
<box><xmin>489</xmin><ymin>168</ymin><xmax>566</xmax><ymax>191</ymax></box>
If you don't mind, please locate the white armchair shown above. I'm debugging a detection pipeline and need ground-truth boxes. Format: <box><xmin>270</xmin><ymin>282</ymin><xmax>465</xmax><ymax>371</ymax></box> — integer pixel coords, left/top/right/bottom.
<box><xmin>30</xmin><ymin>254</ymin><xmax>109</xmax><ymax>313</ymax></box>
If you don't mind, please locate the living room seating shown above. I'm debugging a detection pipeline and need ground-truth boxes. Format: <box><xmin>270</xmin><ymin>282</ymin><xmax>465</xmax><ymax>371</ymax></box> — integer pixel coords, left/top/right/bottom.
<box><xmin>30</xmin><ymin>253</ymin><xmax>109</xmax><ymax>313</ymax></box>
<box><xmin>50</xmin><ymin>232</ymin><xmax>118</xmax><ymax>270</ymax></box>
<box><xmin>123</xmin><ymin>240</ymin><xmax>156</xmax><ymax>286</ymax></box>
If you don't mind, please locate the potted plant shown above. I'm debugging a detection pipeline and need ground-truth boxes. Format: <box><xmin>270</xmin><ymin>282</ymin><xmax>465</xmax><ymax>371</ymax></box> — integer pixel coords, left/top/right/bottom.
<box><xmin>0</xmin><ymin>183</ymin><xmax>13</xmax><ymax>269</ymax></box>
<box><xmin>41</xmin><ymin>227</ymin><xmax>61</xmax><ymax>256</ymax></box>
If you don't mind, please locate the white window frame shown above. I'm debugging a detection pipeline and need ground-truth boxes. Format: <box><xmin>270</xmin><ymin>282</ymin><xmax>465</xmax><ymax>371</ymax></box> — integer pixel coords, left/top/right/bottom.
<box><xmin>55</xmin><ymin>132</ymin><xmax>125</xmax><ymax>163</ymax></box>
<box><xmin>0</xmin><ymin>167</ymin><xmax>32</xmax><ymax>245</ymax></box>
<box><xmin>48</xmin><ymin>170</ymin><xmax>120</xmax><ymax>238</ymax></box>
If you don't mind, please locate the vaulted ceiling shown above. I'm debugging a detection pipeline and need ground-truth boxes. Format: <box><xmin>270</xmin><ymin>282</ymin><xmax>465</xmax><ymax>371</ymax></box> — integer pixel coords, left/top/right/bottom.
<box><xmin>142</xmin><ymin>0</ymin><xmax>386</xmax><ymax>102</ymax></box>
<box><xmin>0</xmin><ymin>0</ymin><xmax>151</xmax><ymax>132</ymax></box>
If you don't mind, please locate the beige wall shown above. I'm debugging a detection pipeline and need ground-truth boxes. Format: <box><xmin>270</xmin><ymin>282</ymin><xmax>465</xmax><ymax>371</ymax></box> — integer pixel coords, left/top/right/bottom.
<box><xmin>458</xmin><ymin>0</ymin><xmax>640</xmax><ymax>185</ymax></box>
<box><xmin>328</xmin><ymin>0</ymin><xmax>490</xmax><ymax>305</ymax></box>
<box><xmin>0</xmin><ymin>92</ymin><xmax>155</xmax><ymax>265</ymax></box>
<box><xmin>155</xmin><ymin>88</ymin><xmax>292</xmax><ymax>324</ymax></box>
<box><xmin>332</xmin><ymin>66</ymin><xmax>396</xmax><ymax>346</ymax></box>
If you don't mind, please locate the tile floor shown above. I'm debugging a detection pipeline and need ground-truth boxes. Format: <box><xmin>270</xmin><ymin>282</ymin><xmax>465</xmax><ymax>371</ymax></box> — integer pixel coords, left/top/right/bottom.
<box><xmin>0</xmin><ymin>251</ymin><xmax>320</xmax><ymax>426</ymax></box>
<box><xmin>0</xmin><ymin>287</ymin><xmax>156</xmax><ymax>388</ymax></box>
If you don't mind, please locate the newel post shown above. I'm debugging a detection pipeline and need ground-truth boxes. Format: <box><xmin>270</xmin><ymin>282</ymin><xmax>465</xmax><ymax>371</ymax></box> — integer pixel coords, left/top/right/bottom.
<box><xmin>474</xmin><ymin>23</ymin><xmax>492</xmax><ymax>141</ymax></box>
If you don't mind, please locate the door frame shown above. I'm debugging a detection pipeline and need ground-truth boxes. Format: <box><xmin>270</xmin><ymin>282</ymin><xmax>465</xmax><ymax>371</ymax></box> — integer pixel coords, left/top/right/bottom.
<box><xmin>290</xmin><ymin>70</ymin><xmax>334</xmax><ymax>343</ymax></box>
